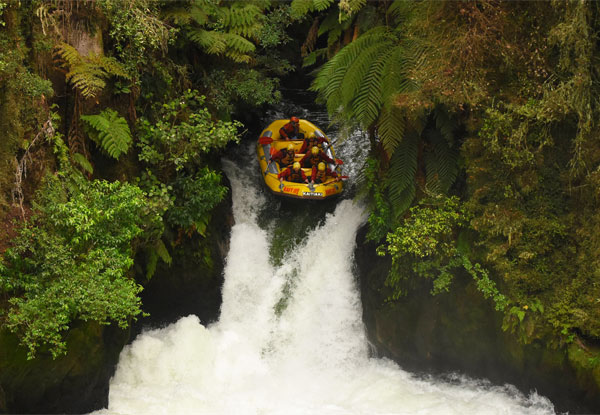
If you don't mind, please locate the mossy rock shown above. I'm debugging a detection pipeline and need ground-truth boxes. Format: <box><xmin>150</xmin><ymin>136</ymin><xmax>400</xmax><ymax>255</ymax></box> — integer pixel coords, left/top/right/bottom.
<box><xmin>355</xmin><ymin>224</ymin><xmax>600</xmax><ymax>413</ymax></box>
<box><xmin>0</xmin><ymin>321</ymin><xmax>129</xmax><ymax>413</ymax></box>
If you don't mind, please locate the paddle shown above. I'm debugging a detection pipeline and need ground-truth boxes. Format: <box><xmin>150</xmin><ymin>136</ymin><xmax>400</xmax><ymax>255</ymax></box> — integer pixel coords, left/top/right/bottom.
<box><xmin>258</xmin><ymin>136</ymin><xmax>273</xmax><ymax>145</ymax></box>
<box><xmin>321</xmin><ymin>175</ymin><xmax>349</xmax><ymax>186</ymax></box>
<box><xmin>265</xmin><ymin>147</ymin><xmax>278</xmax><ymax>174</ymax></box>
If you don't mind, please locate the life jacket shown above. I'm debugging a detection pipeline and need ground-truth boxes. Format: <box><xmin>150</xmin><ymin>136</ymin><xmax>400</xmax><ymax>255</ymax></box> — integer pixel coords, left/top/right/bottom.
<box><xmin>280</xmin><ymin>149</ymin><xmax>294</xmax><ymax>165</ymax></box>
<box><xmin>288</xmin><ymin>168</ymin><xmax>304</xmax><ymax>182</ymax></box>
<box><xmin>308</xmin><ymin>153</ymin><xmax>322</xmax><ymax>167</ymax></box>
<box><xmin>306</xmin><ymin>136</ymin><xmax>321</xmax><ymax>149</ymax></box>
<box><xmin>314</xmin><ymin>168</ymin><xmax>327</xmax><ymax>183</ymax></box>
<box><xmin>280</xmin><ymin>122</ymin><xmax>299</xmax><ymax>139</ymax></box>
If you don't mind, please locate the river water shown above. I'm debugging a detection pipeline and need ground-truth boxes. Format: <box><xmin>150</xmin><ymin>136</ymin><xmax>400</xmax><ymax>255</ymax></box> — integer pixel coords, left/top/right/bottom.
<box><xmin>93</xmin><ymin>98</ymin><xmax>556</xmax><ymax>414</ymax></box>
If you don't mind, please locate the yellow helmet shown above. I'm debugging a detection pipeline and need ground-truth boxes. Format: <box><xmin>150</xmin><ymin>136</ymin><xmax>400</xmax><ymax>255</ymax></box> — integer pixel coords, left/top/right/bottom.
<box><xmin>293</xmin><ymin>161</ymin><xmax>301</xmax><ymax>170</ymax></box>
<box><xmin>318</xmin><ymin>162</ymin><xmax>326</xmax><ymax>171</ymax></box>
<box><xmin>311</xmin><ymin>146</ymin><xmax>319</xmax><ymax>155</ymax></box>
<box><xmin>287</xmin><ymin>144</ymin><xmax>294</xmax><ymax>152</ymax></box>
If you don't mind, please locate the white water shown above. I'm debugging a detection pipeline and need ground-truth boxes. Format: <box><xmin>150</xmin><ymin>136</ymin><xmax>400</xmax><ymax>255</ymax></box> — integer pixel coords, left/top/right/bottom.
<box><xmin>95</xmin><ymin>144</ymin><xmax>555</xmax><ymax>415</ymax></box>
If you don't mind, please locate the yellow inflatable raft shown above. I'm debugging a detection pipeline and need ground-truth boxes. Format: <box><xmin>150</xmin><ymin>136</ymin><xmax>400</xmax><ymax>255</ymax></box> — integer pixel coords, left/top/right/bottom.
<box><xmin>256</xmin><ymin>119</ymin><xmax>344</xmax><ymax>200</ymax></box>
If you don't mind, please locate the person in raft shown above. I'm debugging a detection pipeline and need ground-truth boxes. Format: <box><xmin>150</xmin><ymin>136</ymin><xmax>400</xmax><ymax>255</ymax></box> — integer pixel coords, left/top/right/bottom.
<box><xmin>279</xmin><ymin>116</ymin><xmax>301</xmax><ymax>140</ymax></box>
<box><xmin>311</xmin><ymin>162</ymin><xmax>339</xmax><ymax>184</ymax></box>
<box><xmin>278</xmin><ymin>161</ymin><xmax>308</xmax><ymax>184</ymax></box>
<box><xmin>271</xmin><ymin>143</ymin><xmax>296</xmax><ymax>167</ymax></box>
<box><xmin>299</xmin><ymin>131</ymin><xmax>329</xmax><ymax>154</ymax></box>
<box><xmin>300</xmin><ymin>145</ymin><xmax>337</xmax><ymax>168</ymax></box>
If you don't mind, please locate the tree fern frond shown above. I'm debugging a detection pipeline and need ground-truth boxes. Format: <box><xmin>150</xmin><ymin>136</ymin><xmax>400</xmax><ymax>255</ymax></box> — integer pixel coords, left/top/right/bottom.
<box><xmin>81</xmin><ymin>109</ymin><xmax>132</xmax><ymax>160</ymax></box>
<box><xmin>290</xmin><ymin>0</ymin><xmax>314</xmax><ymax>18</ymax></box>
<box><xmin>378</xmin><ymin>103</ymin><xmax>406</xmax><ymax>157</ymax></box>
<box><xmin>314</xmin><ymin>0</ymin><xmax>334</xmax><ymax>12</ymax></box>
<box><xmin>388</xmin><ymin>131</ymin><xmax>419</xmax><ymax>216</ymax></box>
<box><xmin>223</xmin><ymin>32</ymin><xmax>256</xmax><ymax>54</ymax></box>
<box><xmin>423</xmin><ymin>128</ymin><xmax>459</xmax><ymax>194</ymax></box>
<box><xmin>224</xmin><ymin>50</ymin><xmax>253</xmax><ymax>64</ymax></box>
<box><xmin>188</xmin><ymin>28</ymin><xmax>227</xmax><ymax>54</ymax></box>
<box><xmin>351</xmin><ymin>48</ymin><xmax>390</xmax><ymax>126</ymax></box>
<box><xmin>341</xmin><ymin>41</ymin><xmax>391</xmax><ymax>108</ymax></box>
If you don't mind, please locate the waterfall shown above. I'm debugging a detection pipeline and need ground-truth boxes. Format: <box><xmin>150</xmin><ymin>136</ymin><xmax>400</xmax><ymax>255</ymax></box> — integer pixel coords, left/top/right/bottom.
<box><xmin>93</xmin><ymin>141</ymin><xmax>555</xmax><ymax>415</ymax></box>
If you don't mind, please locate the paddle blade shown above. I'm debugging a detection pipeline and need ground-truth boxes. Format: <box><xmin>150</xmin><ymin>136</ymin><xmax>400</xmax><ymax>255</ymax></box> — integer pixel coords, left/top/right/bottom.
<box><xmin>270</xmin><ymin>147</ymin><xmax>278</xmax><ymax>156</ymax></box>
<box><xmin>335</xmin><ymin>158</ymin><xmax>344</xmax><ymax>165</ymax></box>
<box><xmin>259</xmin><ymin>136</ymin><xmax>273</xmax><ymax>145</ymax></box>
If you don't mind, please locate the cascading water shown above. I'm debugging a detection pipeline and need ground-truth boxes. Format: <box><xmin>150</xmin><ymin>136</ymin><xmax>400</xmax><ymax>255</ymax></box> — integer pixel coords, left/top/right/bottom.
<box><xmin>93</xmin><ymin>113</ymin><xmax>555</xmax><ymax>414</ymax></box>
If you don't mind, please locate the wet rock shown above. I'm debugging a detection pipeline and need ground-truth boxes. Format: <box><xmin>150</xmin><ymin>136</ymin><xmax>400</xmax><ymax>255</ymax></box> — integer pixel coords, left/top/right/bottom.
<box><xmin>355</xmin><ymin>224</ymin><xmax>600</xmax><ymax>414</ymax></box>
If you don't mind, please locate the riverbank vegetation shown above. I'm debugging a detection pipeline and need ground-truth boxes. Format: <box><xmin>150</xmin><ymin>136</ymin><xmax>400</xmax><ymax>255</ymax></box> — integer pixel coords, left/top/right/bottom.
<box><xmin>0</xmin><ymin>0</ymin><xmax>290</xmax><ymax>358</ymax></box>
<box><xmin>0</xmin><ymin>0</ymin><xmax>599</xmax><ymax>384</ymax></box>
<box><xmin>302</xmin><ymin>0</ymin><xmax>600</xmax><ymax>366</ymax></box>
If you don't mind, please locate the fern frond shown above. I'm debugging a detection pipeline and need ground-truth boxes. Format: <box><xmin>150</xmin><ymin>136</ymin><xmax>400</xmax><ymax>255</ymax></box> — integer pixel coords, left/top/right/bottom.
<box><xmin>423</xmin><ymin>128</ymin><xmax>459</xmax><ymax>194</ymax></box>
<box><xmin>80</xmin><ymin>109</ymin><xmax>132</xmax><ymax>160</ymax></box>
<box><xmin>290</xmin><ymin>0</ymin><xmax>314</xmax><ymax>18</ymax></box>
<box><xmin>351</xmin><ymin>47</ymin><xmax>391</xmax><ymax>126</ymax></box>
<box><xmin>72</xmin><ymin>152</ymin><xmax>94</xmax><ymax>175</ymax></box>
<box><xmin>378</xmin><ymin>103</ymin><xmax>406</xmax><ymax>157</ymax></box>
<box><xmin>223</xmin><ymin>32</ymin><xmax>256</xmax><ymax>54</ymax></box>
<box><xmin>96</xmin><ymin>55</ymin><xmax>130</xmax><ymax>80</ymax></box>
<box><xmin>314</xmin><ymin>0</ymin><xmax>334</xmax><ymax>12</ymax></box>
<box><xmin>188</xmin><ymin>28</ymin><xmax>227</xmax><ymax>54</ymax></box>
<box><xmin>154</xmin><ymin>239</ymin><xmax>172</xmax><ymax>265</ymax></box>
<box><xmin>388</xmin><ymin>130</ymin><xmax>419</xmax><ymax>217</ymax></box>
<box><xmin>341</xmin><ymin>41</ymin><xmax>391</xmax><ymax>109</ymax></box>
<box><xmin>55</xmin><ymin>43</ymin><xmax>82</xmax><ymax>67</ymax></box>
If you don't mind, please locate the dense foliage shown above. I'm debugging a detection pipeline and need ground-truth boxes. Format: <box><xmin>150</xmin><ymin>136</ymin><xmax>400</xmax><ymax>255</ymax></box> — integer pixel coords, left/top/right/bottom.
<box><xmin>300</xmin><ymin>0</ymin><xmax>600</xmax><ymax>361</ymax></box>
<box><xmin>0</xmin><ymin>0</ymin><xmax>293</xmax><ymax>358</ymax></box>
<box><xmin>2</xmin><ymin>0</ymin><xmax>600</xmax><ymax>376</ymax></box>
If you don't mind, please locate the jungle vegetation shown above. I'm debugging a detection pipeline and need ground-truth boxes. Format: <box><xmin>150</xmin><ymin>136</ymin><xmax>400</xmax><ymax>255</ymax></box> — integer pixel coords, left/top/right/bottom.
<box><xmin>0</xmin><ymin>0</ymin><xmax>599</xmax><ymax>372</ymax></box>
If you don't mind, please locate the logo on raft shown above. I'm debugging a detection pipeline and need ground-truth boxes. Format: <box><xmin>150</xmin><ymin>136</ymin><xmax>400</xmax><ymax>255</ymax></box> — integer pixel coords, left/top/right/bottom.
<box><xmin>303</xmin><ymin>191</ymin><xmax>323</xmax><ymax>197</ymax></box>
<box><xmin>283</xmin><ymin>187</ymin><xmax>300</xmax><ymax>195</ymax></box>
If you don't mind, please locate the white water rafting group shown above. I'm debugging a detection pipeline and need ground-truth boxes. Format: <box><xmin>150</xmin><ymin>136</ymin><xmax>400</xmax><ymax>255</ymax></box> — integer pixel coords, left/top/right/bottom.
<box><xmin>256</xmin><ymin>117</ymin><xmax>346</xmax><ymax>200</ymax></box>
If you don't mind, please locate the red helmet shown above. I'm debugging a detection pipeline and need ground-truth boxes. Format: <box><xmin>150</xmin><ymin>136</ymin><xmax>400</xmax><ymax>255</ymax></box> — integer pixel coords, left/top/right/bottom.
<box><xmin>290</xmin><ymin>116</ymin><xmax>299</xmax><ymax>123</ymax></box>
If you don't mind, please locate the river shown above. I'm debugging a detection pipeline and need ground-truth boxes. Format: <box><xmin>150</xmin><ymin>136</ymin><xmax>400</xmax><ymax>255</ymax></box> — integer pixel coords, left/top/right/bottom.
<box><xmin>93</xmin><ymin>97</ymin><xmax>556</xmax><ymax>415</ymax></box>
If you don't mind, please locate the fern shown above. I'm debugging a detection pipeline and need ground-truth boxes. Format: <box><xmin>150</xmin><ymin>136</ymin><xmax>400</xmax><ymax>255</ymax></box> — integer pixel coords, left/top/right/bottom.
<box><xmin>423</xmin><ymin>128</ymin><xmax>459</xmax><ymax>194</ymax></box>
<box><xmin>314</xmin><ymin>0</ymin><xmax>335</xmax><ymax>12</ymax></box>
<box><xmin>80</xmin><ymin>109</ymin><xmax>132</xmax><ymax>160</ymax></box>
<box><xmin>72</xmin><ymin>152</ymin><xmax>94</xmax><ymax>175</ymax></box>
<box><xmin>378</xmin><ymin>103</ymin><xmax>406</xmax><ymax>157</ymax></box>
<box><xmin>291</xmin><ymin>0</ymin><xmax>314</xmax><ymax>18</ymax></box>
<box><xmin>388</xmin><ymin>131</ymin><xmax>419</xmax><ymax>218</ymax></box>
<box><xmin>55</xmin><ymin>43</ymin><xmax>130</xmax><ymax>99</ymax></box>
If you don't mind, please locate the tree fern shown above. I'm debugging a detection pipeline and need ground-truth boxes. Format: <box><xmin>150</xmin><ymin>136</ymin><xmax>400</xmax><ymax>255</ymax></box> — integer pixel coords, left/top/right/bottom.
<box><xmin>80</xmin><ymin>109</ymin><xmax>132</xmax><ymax>160</ymax></box>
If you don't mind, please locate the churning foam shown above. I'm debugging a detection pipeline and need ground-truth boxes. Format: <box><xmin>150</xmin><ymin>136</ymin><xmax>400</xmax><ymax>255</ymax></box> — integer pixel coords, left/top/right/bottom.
<box><xmin>94</xmin><ymin>153</ymin><xmax>555</xmax><ymax>415</ymax></box>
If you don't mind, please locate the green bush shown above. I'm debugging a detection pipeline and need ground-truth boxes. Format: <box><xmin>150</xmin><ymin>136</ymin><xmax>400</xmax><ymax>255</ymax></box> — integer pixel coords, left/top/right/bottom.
<box><xmin>0</xmin><ymin>173</ymin><xmax>160</xmax><ymax>358</ymax></box>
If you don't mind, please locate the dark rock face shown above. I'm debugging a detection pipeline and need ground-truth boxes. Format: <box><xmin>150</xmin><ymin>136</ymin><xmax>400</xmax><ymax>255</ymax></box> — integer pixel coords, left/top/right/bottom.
<box><xmin>0</xmin><ymin>322</ymin><xmax>129</xmax><ymax>414</ymax></box>
<box><xmin>132</xmin><ymin>183</ymin><xmax>233</xmax><ymax>333</ymax></box>
<box><xmin>355</xmin><ymin>225</ymin><xmax>600</xmax><ymax>414</ymax></box>
<box><xmin>0</xmin><ymin>186</ymin><xmax>233</xmax><ymax>414</ymax></box>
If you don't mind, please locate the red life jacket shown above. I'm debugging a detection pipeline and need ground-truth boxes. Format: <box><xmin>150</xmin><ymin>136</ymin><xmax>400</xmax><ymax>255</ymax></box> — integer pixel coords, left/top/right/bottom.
<box><xmin>313</xmin><ymin>167</ymin><xmax>327</xmax><ymax>183</ymax></box>
<box><xmin>279</xmin><ymin>149</ymin><xmax>294</xmax><ymax>165</ymax></box>
<box><xmin>279</xmin><ymin>122</ymin><xmax>299</xmax><ymax>140</ymax></box>
<box><xmin>288</xmin><ymin>168</ymin><xmax>305</xmax><ymax>182</ymax></box>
